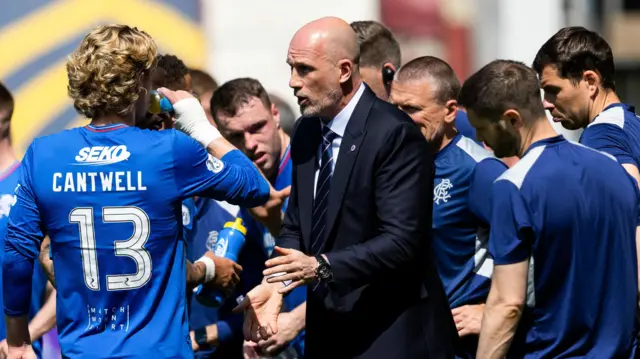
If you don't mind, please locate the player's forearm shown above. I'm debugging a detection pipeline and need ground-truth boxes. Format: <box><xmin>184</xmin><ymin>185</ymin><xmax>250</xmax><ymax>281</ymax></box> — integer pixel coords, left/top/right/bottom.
<box><xmin>476</xmin><ymin>302</ymin><xmax>522</xmax><ymax>359</ymax></box>
<box><xmin>6</xmin><ymin>315</ymin><xmax>31</xmax><ymax>348</ymax></box>
<box><xmin>27</xmin><ymin>288</ymin><xmax>56</xmax><ymax>341</ymax></box>
<box><xmin>39</xmin><ymin>238</ymin><xmax>56</xmax><ymax>288</ymax></box>
<box><xmin>288</xmin><ymin>301</ymin><xmax>307</xmax><ymax>334</ymax></box>
<box><xmin>186</xmin><ymin>260</ymin><xmax>207</xmax><ymax>289</ymax></box>
<box><xmin>3</xmin><ymin>244</ymin><xmax>35</xmax><ymax>317</ymax></box>
<box><xmin>192</xmin><ymin>324</ymin><xmax>220</xmax><ymax>351</ymax></box>
<box><xmin>621</xmin><ymin>163</ymin><xmax>640</xmax><ymax>190</ymax></box>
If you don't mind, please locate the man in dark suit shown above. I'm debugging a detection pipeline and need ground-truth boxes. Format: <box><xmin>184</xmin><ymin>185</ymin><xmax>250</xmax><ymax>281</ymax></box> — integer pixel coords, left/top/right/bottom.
<box><xmin>235</xmin><ymin>16</ymin><xmax>457</xmax><ymax>359</ymax></box>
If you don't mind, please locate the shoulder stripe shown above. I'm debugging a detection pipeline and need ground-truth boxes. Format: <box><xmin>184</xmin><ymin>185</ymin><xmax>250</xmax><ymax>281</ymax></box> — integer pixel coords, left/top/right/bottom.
<box><xmin>588</xmin><ymin>106</ymin><xmax>625</xmax><ymax>129</ymax></box>
<box><xmin>496</xmin><ymin>145</ymin><xmax>545</xmax><ymax>189</ymax></box>
<box><xmin>456</xmin><ymin>136</ymin><xmax>494</xmax><ymax>163</ymax></box>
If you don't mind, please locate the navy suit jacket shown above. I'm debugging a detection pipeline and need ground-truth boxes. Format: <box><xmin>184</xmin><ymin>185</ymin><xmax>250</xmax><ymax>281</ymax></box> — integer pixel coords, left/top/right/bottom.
<box><xmin>278</xmin><ymin>85</ymin><xmax>457</xmax><ymax>359</ymax></box>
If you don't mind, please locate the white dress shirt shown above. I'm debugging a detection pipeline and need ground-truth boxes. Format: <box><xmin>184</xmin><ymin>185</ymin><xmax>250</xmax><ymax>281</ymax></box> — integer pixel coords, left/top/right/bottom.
<box><xmin>313</xmin><ymin>83</ymin><xmax>366</xmax><ymax>196</ymax></box>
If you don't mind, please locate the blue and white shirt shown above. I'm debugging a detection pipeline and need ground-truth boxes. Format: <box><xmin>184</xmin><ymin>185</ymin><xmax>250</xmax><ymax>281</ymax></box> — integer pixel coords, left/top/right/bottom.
<box><xmin>490</xmin><ymin>135</ymin><xmax>638</xmax><ymax>358</ymax></box>
<box><xmin>432</xmin><ymin>134</ymin><xmax>507</xmax><ymax>308</ymax></box>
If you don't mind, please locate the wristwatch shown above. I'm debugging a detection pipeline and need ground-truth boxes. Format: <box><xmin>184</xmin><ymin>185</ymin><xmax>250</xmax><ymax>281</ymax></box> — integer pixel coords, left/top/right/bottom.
<box><xmin>315</xmin><ymin>255</ymin><xmax>333</xmax><ymax>282</ymax></box>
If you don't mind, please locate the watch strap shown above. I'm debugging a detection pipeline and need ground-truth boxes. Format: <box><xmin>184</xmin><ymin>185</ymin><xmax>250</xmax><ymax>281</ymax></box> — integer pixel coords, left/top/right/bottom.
<box><xmin>315</xmin><ymin>255</ymin><xmax>332</xmax><ymax>281</ymax></box>
<box><xmin>195</xmin><ymin>327</ymin><xmax>208</xmax><ymax>347</ymax></box>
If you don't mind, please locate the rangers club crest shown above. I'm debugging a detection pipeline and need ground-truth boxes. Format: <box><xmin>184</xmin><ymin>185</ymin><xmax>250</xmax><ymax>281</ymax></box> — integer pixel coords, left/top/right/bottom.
<box><xmin>206</xmin><ymin>155</ymin><xmax>224</xmax><ymax>173</ymax></box>
<box><xmin>433</xmin><ymin>178</ymin><xmax>453</xmax><ymax>205</ymax></box>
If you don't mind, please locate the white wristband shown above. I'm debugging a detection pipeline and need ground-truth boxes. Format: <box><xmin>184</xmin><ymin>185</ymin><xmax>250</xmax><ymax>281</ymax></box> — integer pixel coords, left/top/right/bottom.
<box><xmin>267</xmin><ymin>271</ymin><xmax>292</xmax><ymax>287</ymax></box>
<box><xmin>196</xmin><ymin>255</ymin><xmax>216</xmax><ymax>283</ymax></box>
<box><xmin>172</xmin><ymin>97</ymin><xmax>222</xmax><ymax>147</ymax></box>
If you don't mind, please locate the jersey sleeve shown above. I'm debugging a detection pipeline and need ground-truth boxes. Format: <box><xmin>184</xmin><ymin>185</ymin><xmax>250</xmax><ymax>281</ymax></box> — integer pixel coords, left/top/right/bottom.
<box><xmin>581</xmin><ymin>124</ymin><xmax>635</xmax><ymax>165</ymax></box>
<box><xmin>4</xmin><ymin>143</ymin><xmax>44</xmax><ymax>316</ymax></box>
<box><xmin>489</xmin><ymin>179</ymin><xmax>533</xmax><ymax>265</ymax></box>
<box><xmin>172</xmin><ymin>132</ymin><xmax>270</xmax><ymax>207</ymax></box>
<box><xmin>468</xmin><ymin>158</ymin><xmax>508</xmax><ymax>224</ymax></box>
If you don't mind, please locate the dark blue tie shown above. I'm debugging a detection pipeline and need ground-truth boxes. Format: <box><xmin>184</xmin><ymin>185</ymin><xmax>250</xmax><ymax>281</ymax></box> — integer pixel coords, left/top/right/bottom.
<box><xmin>310</xmin><ymin>125</ymin><xmax>338</xmax><ymax>255</ymax></box>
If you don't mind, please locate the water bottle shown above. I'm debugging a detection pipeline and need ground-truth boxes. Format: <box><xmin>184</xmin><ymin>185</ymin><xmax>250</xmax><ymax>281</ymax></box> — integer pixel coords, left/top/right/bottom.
<box><xmin>195</xmin><ymin>218</ymin><xmax>247</xmax><ymax>307</ymax></box>
<box><xmin>148</xmin><ymin>90</ymin><xmax>174</xmax><ymax>114</ymax></box>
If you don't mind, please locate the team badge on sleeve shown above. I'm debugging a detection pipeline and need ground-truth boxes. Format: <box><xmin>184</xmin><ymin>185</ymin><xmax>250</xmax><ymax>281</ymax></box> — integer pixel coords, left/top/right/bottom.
<box><xmin>181</xmin><ymin>204</ymin><xmax>191</xmax><ymax>226</ymax></box>
<box><xmin>206</xmin><ymin>155</ymin><xmax>224</xmax><ymax>173</ymax></box>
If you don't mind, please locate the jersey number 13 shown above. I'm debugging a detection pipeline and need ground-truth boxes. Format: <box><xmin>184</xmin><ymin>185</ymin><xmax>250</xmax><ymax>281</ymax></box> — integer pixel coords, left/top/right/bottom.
<box><xmin>70</xmin><ymin>207</ymin><xmax>151</xmax><ymax>291</ymax></box>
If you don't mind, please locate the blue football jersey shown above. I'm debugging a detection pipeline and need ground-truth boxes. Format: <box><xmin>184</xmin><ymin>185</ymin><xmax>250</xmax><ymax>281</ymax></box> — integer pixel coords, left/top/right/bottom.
<box><xmin>0</xmin><ymin>162</ymin><xmax>48</xmax><ymax>359</ymax></box>
<box><xmin>490</xmin><ymin>135</ymin><xmax>638</xmax><ymax>358</ymax></box>
<box><xmin>433</xmin><ymin>134</ymin><xmax>507</xmax><ymax>309</ymax></box>
<box><xmin>580</xmin><ymin>103</ymin><xmax>640</xmax><ymax>167</ymax></box>
<box><xmin>3</xmin><ymin>124</ymin><xmax>269</xmax><ymax>359</ymax></box>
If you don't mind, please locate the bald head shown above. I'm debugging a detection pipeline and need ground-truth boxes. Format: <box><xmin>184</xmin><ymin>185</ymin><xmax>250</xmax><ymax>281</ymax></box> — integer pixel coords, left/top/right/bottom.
<box><xmin>395</xmin><ymin>56</ymin><xmax>460</xmax><ymax>104</ymax></box>
<box><xmin>287</xmin><ymin>17</ymin><xmax>362</xmax><ymax>119</ymax></box>
<box><xmin>290</xmin><ymin>17</ymin><xmax>360</xmax><ymax>65</ymax></box>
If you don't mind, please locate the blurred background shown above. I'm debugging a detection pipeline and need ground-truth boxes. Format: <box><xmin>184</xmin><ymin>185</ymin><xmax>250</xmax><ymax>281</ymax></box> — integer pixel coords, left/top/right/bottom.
<box><xmin>1</xmin><ymin>0</ymin><xmax>639</xmax><ymax>153</ymax></box>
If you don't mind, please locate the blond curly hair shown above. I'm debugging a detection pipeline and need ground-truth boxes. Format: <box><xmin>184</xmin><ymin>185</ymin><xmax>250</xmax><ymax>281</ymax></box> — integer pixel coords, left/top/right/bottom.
<box><xmin>67</xmin><ymin>24</ymin><xmax>157</xmax><ymax>119</ymax></box>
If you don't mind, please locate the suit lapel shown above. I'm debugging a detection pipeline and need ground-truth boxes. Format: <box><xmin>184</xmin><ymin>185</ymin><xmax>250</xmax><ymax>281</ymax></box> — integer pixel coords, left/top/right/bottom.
<box><xmin>297</xmin><ymin>117</ymin><xmax>321</xmax><ymax>251</ymax></box>
<box><xmin>319</xmin><ymin>86</ymin><xmax>376</xmax><ymax>252</ymax></box>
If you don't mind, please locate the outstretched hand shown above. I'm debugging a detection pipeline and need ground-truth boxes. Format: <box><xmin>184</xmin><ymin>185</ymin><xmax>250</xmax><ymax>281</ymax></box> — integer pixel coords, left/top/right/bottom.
<box><xmin>233</xmin><ymin>283</ymin><xmax>283</xmax><ymax>343</ymax></box>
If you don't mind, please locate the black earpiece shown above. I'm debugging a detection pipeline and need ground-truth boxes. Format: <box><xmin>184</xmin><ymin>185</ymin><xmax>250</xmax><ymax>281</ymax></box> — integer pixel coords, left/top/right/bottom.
<box><xmin>382</xmin><ymin>66</ymin><xmax>395</xmax><ymax>84</ymax></box>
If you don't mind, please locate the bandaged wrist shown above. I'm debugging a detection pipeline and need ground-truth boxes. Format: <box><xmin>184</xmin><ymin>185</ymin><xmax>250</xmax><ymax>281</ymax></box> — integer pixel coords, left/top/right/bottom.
<box><xmin>172</xmin><ymin>97</ymin><xmax>222</xmax><ymax>147</ymax></box>
<box><xmin>195</xmin><ymin>256</ymin><xmax>216</xmax><ymax>283</ymax></box>
<box><xmin>267</xmin><ymin>271</ymin><xmax>292</xmax><ymax>287</ymax></box>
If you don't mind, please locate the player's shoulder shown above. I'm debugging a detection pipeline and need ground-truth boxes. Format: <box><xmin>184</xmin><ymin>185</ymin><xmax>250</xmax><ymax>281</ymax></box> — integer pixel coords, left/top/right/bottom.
<box><xmin>449</xmin><ymin>135</ymin><xmax>504</xmax><ymax>173</ymax></box>
<box><xmin>567</xmin><ymin>140</ymin><xmax>618</xmax><ymax>162</ymax></box>
<box><xmin>29</xmin><ymin>127</ymin><xmax>84</xmax><ymax>148</ymax></box>
<box><xmin>453</xmin><ymin>135</ymin><xmax>494</xmax><ymax>163</ymax></box>
<box><xmin>587</xmin><ymin>103</ymin><xmax>640</xmax><ymax>134</ymax></box>
<box><xmin>495</xmin><ymin>144</ymin><xmax>547</xmax><ymax>189</ymax></box>
<box><xmin>588</xmin><ymin>104</ymin><xmax>627</xmax><ymax>129</ymax></box>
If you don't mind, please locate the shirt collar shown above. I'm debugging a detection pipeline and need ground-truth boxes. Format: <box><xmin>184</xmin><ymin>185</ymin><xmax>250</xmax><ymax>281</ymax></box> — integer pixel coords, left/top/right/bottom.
<box><xmin>435</xmin><ymin>132</ymin><xmax>462</xmax><ymax>159</ymax></box>
<box><xmin>602</xmin><ymin>102</ymin><xmax>633</xmax><ymax>112</ymax></box>
<box><xmin>523</xmin><ymin>135</ymin><xmax>566</xmax><ymax>156</ymax></box>
<box><xmin>324</xmin><ymin>83</ymin><xmax>366</xmax><ymax>137</ymax></box>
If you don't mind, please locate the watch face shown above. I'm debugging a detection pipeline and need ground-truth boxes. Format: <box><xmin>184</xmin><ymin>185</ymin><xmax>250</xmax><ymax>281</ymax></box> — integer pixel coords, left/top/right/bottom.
<box><xmin>319</xmin><ymin>265</ymin><xmax>331</xmax><ymax>279</ymax></box>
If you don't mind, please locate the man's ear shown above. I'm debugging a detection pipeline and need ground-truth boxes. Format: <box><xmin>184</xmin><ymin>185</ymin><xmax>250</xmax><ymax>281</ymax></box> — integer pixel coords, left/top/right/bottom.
<box><xmin>582</xmin><ymin>70</ymin><xmax>601</xmax><ymax>98</ymax></box>
<box><xmin>337</xmin><ymin>59</ymin><xmax>355</xmax><ymax>84</ymax></box>
<box><xmin>501</xmin><ymin>109</ymin><xmax>523</xmax><ymax>130</ymax></box>
<box><xmin>443</xmin><ymin>100</ymin><xmax>458</xmax><ymax>124</ymax></box>
<box><xmin>271</xmin><ymin>103</ymin><xmax>281</xmax><ymax>128</ymax></box>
